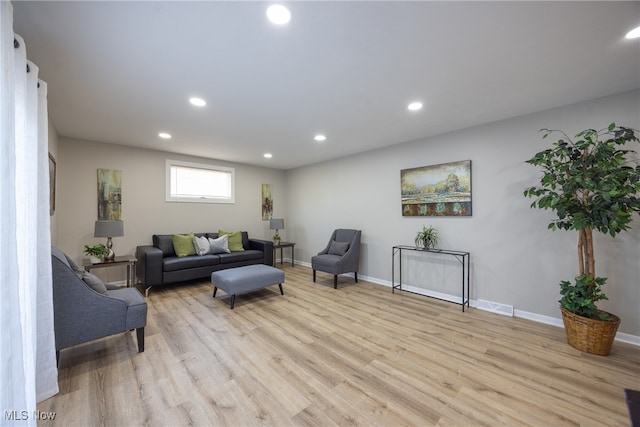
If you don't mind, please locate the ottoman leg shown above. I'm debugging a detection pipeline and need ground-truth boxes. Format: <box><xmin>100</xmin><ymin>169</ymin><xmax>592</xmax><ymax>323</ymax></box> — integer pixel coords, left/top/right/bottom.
<box><xmin>136</xmin><ymin>327</ymin><xmax>145</xmax><ymax>352</ymax></box>
<box><xmin>230</xmin><ymin>294</ymin><xmax>236</xmax><ymax>309</ymax></box>
<box><xmin>278</xmin><ymin>284</ymin><xmax>284</xmax><ymax>295</ymax></box>
<box><xmin>213</xmin><ymin>286</ymin><xmax>218</xmax><ymax>298</ymax></box>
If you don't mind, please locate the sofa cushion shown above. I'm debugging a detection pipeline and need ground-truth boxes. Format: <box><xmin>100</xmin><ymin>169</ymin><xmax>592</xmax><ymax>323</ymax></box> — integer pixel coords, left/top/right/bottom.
<box><xmin>194</xmin><ymin>235</ymin><xmax>210</xmax><ymax>256</ymax></box>
<box><xmin>218</xmin><ymin>250</ymin><xmax>263</xmax><ymax>264</ymax></box>
<box><xmin>206</xmin><ymin>232</ymin><xmax>250</xmax><ymax>250</ymax></box>
<box><xmin>219</xmin><ymin>230</ymin><xmax>244</xmax><ymax>252</ymax></box>
<box><xmin>208</xmin><ymin>234</ymin><xmax>230</xmax><ymax>254</ymax></box>
<box><xmin>163</xmin><ymin>255</ymin><xmax>221</xmax><ymax>272</ymax></box>
<box><xmin>173</xmin><ymin>233</ymin><xmax>196</xmax><ymax>257</ymax></box>
<box><xmin>241</xmin><ymin>232</ymin><xmax>250</xmax><ymax>250</ymax></box>
<box><xmin>153</xmin><ymin>234</ymin><xmax>176</xmax><ymax>257</ymax></box>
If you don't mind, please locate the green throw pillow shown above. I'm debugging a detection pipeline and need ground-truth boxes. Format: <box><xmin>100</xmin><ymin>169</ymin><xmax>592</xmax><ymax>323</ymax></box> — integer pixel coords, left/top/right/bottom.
<box><xmin>173</xmin><ymin>233</ymin><xmax>196</xmax><ymax>257</ymax></box>
<box><xmin>218</xmin><ymin>230</ymin><xmax>244</xmax><ymax>252</ymax></box>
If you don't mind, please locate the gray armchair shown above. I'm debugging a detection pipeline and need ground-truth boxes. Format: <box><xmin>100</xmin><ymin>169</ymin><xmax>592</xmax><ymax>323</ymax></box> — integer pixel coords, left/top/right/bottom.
<box><xmin>311</xmin><ymin>229</ymin><xmax>361</xmax><ymax>289</ymax></box>
<box><xmin>51</xmin><ymin>247</ymin><xmax>147</xmax><ymax>363</ymax></box>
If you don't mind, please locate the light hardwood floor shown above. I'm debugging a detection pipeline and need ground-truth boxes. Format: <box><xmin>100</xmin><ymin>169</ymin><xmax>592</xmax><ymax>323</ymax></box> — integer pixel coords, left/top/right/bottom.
<box><xmin>40</xmin><ymin>265</ymin><xmax>639</xmax><ymax>426</ymax></box>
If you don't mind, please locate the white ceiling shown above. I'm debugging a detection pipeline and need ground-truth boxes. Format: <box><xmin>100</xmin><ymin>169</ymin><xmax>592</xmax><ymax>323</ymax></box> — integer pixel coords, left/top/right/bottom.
<box><xmin>11</xmin><ymin>1</ymin><xmax>640</xmax><ymax>170</ymax></box>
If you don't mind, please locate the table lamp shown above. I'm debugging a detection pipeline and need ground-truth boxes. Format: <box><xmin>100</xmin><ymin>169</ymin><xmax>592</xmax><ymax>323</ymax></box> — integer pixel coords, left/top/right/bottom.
<box><xmin>94</xmin><ymin>220</ymin><xmax>124</xmax><ymax>261</ymax></box>
<box><xmin>270</xmin><ymin>218</ymin><xmax>284</xmax><ymax>243</ymax></box>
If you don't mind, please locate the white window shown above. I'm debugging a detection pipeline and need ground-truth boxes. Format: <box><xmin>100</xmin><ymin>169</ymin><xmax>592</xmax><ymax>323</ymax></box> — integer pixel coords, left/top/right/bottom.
<box><xmin>166</xmin><ymin>159</ymin><xmax>235</xmax><ymax>204</ymax></box>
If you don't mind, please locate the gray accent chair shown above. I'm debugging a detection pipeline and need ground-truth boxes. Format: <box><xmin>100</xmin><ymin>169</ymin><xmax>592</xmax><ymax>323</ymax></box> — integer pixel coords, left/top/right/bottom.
<box><xmin>311</xmin><ymin>229</ymin><xmax>361</xmax><ymax>289</ymax></box>
<box><xmin>51</xmin><ymin>247</ymin><xmax>147</xmax><ymax>363</ymax></box>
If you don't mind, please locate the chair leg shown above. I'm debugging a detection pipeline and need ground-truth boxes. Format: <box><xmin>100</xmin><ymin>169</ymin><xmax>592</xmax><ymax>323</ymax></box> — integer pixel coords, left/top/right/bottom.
<box><xmin>136</xmin><ymin>327</ymin><xmax>145</xmax><ymax>352</ymax></box>
<box><xmin>355</xmin><ymin>272</ymin><xmax>358</xmax><ymax>283</ymax></box>
<box><xmin>334</xmin><ymin>275</ymin><xmax>338</xmax><ymax>289</ymax></box>
<box><xmin>313</xmin><ymin>270</ymin><xmax>316</xmax><ymax>282</ymax></box>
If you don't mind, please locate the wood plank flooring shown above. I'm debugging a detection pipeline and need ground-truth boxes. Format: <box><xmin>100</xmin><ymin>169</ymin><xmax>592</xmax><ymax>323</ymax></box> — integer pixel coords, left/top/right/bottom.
<box><xmin>40</xmin><ymin>265</ymin><xmax>639</xmax><ymax>426</ymax></box>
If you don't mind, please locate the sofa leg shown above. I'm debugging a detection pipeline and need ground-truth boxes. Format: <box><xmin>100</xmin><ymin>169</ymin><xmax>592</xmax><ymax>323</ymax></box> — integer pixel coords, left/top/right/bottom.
<box><xmin>136</xmin><ymin>327</ymin><xmax>145</xmax><ymax>352</ymax></box>
<box><xmin>334</xmin><ymin>275</ymin><xmax>338</xmax><ymax>289</ymax></box>
<box><xmin>355</xmin><ymin>272</ymin><xmax>358</xmax><ymax>283</ymax></box>
<box><xmin>313</xmin><ymin>270</ymin><xmax>316</xmax><ymax>282</ymax></box>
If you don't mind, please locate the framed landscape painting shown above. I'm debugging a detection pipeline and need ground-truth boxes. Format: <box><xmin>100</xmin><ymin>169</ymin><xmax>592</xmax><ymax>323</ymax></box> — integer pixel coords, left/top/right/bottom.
<box><xmin>401</xmin><ymin>160</ymin><xmax>472</xmax><ymax>216</ymax></box>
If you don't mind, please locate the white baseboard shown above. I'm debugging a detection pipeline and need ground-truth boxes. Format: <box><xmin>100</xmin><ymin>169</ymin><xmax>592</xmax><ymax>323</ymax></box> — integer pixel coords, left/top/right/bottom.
<box><xmin>107</xmin><ymin>280</ymin><xmax>128</xmax><ymax>287</ymax></box>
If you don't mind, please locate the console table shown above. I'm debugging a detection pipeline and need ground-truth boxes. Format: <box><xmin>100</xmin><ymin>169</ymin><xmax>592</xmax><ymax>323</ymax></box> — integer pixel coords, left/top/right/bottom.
<box><xmin>392</xmin><ymin>245</ymin><xmax>470</xmax><ymax>312</ymax></box>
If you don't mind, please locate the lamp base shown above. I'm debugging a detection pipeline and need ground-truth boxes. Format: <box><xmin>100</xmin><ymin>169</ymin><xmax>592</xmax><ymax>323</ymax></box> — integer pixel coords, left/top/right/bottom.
<box><xmin>104</xmin><ymin>249</ymin><xmax>115</xmax><ymax>261</ymax></box>
<box><xmin>104</xmin><ymin>237</ymin><xmax>115</xmax><ymax>261</ymax></box>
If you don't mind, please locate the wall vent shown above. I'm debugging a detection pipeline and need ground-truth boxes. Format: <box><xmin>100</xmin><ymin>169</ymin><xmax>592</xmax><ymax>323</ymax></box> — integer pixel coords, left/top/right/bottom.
<box><xmin>477</xmin><ymin>299</ymin><xmax>514</xmax><ymax>317</ymax></box>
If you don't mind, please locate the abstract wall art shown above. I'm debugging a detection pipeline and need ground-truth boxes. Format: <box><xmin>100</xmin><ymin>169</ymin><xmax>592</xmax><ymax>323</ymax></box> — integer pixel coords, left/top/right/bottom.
<box><xmin>262</xmin><ymin>184</ymin><xmax>273</xmax><ymax>220</ymax></box>
<box><xmin>97</xmin><ymin>168</ymin><xmax>122</xmax><ymax>220</ymax></box>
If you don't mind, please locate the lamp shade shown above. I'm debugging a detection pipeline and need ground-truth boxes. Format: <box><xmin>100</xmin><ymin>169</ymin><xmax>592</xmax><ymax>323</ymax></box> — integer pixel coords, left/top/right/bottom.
<box><xmin>94</xmin><ymin>220</ymin><xmax>124</xmax><ymax>238</ymax></box>
<box><xmin>269</xmin><ymin>218</ymin><xmax>284</xmax><ymax>230</ymax></box>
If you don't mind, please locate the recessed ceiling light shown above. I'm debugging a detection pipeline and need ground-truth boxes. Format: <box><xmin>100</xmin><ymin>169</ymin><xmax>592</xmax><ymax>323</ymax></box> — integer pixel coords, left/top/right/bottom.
<box><xmin>626</xmin><ymin>26</ymin><xmax>640</xmax><ymax>39</ymax></box>
<box><xmin>189</xmin><ymin>97</ymin><xmax>206</xmax><ymax>107</ymax></box>
<box><xmin>267</xmin><ymin>5</ymin><xmax>291</xmax><ymax>25</ymax></box>
<box><xmin>407</xmin><ymin>102</ymin><xmax>423</xmax><ymax>111</ymax></box>
<box><xmin>158</xmin><ymin>132</ymin><xmax>171</xmax><ymax>139</ymax></box>
<box><xmin>264</xmin><ymin>153</ymin><xmax>273</xmax><ymax>158</ymax></box>
<box><xmin>314</xmin><ymin>134</ymin><xmax>327</xmax><ymax>142</ymax></box>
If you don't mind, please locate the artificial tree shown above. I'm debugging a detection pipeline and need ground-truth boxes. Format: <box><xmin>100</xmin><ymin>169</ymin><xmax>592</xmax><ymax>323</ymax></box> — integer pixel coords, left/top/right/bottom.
<box><xmin>524</xmin><ymin>123</ymin><xmax>639</xmax><ymax>353</ymax></box>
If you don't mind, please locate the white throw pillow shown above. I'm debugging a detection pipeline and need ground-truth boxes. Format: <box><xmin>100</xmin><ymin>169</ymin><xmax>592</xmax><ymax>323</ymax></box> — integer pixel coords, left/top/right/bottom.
<box><xmin>208</xmin><ymin>234</ymin><xmax>230</xmax><ymax>254</ymax></box>
<box><xmin>193</xmin><ymin>235</ymin><xmax>210</xmax><ymax>256</ymax></box>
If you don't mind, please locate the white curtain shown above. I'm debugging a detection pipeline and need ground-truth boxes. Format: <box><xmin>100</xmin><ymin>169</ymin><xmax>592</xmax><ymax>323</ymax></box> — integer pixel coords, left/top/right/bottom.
<box><xmin>1</xmin><ymin>1</ymin><xmax>58</xmax><ymax>424</ymax></box>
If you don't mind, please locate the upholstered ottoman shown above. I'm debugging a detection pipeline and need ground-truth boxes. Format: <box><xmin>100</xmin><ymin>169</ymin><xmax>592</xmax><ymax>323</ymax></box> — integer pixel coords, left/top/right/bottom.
<box><xmin>211</xmin><ymin>264</ymin><xmax>285</xmax><ymax>309</ymax></box>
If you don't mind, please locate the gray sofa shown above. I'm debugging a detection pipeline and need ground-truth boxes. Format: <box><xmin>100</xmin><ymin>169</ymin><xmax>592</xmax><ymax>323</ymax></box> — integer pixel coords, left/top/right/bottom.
<box><xmin>136</xmin><ymin>232</ymin><xmax>274</xmax><ymax>293</ymax></box>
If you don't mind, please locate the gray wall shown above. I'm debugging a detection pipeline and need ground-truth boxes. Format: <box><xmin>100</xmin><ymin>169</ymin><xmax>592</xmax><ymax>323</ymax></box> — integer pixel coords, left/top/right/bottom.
<box><xmin>285</xmin><ymin>90</ymin><xmax>640</xmax><ymax>337</ymax></box>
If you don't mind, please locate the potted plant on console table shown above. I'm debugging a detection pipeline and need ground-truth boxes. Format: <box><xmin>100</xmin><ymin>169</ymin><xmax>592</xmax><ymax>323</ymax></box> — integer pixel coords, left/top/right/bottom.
<box><xmin>524</xmin><ymin>123</ymin><xmax>640</xmax><ymax>355</ymax></box>
<box><xmin>415</xmin><ymin>225</ymin><xmax>439</xmax><ymax>250</ymax></box>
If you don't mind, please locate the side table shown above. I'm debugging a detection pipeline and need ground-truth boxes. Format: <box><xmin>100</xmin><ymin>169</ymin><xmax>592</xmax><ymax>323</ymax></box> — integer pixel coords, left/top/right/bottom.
<box><xmin>273</xmin><ymin>241</ymin><xmax>295</xmax><ymax>267</ymax></box>
<box><xmin>83</xmin><ymin>255</ymin><xmax>137</xmax><ymax>287</ymax></box>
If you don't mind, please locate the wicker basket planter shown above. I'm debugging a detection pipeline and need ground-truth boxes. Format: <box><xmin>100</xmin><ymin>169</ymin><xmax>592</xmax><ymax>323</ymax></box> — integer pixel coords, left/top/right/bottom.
<box><xmin>561</xmin><ymin>308</ymin><xmax>620</xmax><ymax>356</ymax></box>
